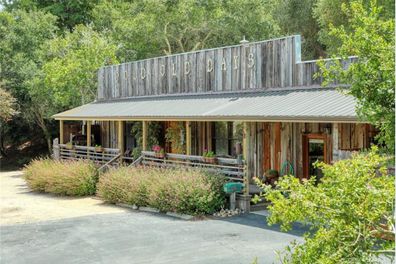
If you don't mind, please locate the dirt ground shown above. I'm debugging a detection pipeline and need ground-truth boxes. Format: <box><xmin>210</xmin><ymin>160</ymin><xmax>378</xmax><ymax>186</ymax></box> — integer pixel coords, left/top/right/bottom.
<box><xmin>0</xmin><ymin>170</ymin><xmax>126</xmax><ymax>225</ymax></box>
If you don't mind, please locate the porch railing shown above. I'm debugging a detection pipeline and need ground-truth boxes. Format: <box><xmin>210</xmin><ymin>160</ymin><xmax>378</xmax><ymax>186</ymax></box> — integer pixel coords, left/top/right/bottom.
<box><xmin>58</xmin><ymin>144</ymin><xmax>121</xmax><ymax>166</ymax></box>
<box><xmin>140</xmin><ymin>151</ymin><xmax>245</xmax><ymax>181</ymax></box>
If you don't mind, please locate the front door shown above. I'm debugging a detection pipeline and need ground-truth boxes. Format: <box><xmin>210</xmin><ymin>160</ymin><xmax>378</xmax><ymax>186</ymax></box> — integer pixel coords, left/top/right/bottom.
<box><xmin>303</xmin><ymin>134</ymin><xmax>328</xmax><ymax>180</ymax></box>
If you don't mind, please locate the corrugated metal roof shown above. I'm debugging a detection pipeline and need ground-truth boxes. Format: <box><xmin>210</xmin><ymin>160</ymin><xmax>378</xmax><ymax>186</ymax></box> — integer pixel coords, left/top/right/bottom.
<box><xmin>52</xmin><ymin>88</ymin><xmax>358</xmax><ymax>122</ymax></box>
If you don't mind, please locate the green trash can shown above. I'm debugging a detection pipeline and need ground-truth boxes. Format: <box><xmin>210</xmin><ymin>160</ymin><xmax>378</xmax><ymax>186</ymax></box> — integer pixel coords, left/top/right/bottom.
<box><xmin>223</xmin><ymin>182</ymin><xmax>244</xmax><ymax>210</ymax></box>
<box><xmin>223</xmin><ymin>182</ymin><xmax>244</xmax><ymax>193</ymax></box>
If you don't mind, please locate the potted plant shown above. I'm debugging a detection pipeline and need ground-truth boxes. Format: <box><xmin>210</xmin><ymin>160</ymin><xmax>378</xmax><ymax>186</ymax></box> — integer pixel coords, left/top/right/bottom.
<box><xmin>94</xmin><ymin>144</ymin><xmax>104</xmax><ymax>152</ymax></box>
<box><xmin>65</xmin><ymin>142</ymin><xmax>74</xmax><ymax>150</ymax></box>
<box><xmin>203</xmin><ymin>149</ymin><xmax>217</xmax><ymax>164</ymax></box>
<box><xmin>265</xmin><ymin>169</ymin><xmax>279</xmax><ymax>187</ymax></box>
<box><xmin>152</xmin><ymin>145</ymin><xmax>165</xmax><ymax>158</ymax></box>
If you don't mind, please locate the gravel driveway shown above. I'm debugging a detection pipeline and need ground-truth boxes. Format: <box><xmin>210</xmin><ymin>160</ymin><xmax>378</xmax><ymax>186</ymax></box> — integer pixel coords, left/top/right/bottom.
<box><xmin>0</xmin><ymin>170</ymin><xmax>305</xmax><ymax>264</ymax></box>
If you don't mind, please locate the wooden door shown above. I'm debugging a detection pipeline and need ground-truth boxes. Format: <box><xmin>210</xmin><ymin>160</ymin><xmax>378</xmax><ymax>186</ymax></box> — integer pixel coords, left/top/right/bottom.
<box><xmin>302</xmin><ymin>134</ymin><xmax>328</xmax><ymax>179</ymax></box>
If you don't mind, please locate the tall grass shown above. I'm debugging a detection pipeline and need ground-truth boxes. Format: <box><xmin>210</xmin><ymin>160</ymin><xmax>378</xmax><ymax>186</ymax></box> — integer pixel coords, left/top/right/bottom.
<box><xmin>97</xmin><ymin>166</ymin><xmax>226</xmax><ymax>215</ymax></box>
<box><xmin>24</xmin><ymin>158</ymin><xmax>98</xmax><ymax>196</ymax></box>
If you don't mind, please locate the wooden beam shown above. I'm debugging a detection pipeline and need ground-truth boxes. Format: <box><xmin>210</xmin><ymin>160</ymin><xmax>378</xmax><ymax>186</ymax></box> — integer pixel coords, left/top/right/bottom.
<box><xmin>142</xmin><ymin>121</ymin><xmax>148</xmax><ymax>151</ymax></box>
<box><xmin>59</xmin><ymin>120</ymin><xmax>64</xmax><ymax>144</ymax></box>
<box><xmin>242</xmin><ymin>122</ymin><xmax>251</xmax><ymax>195</ymax></box>
<box><xmin>186</xmin><ymin>121</ymin><xmax>192</xmax><ymax>155</ymax></box>
<box><xmin>332</xmin><ymin>123</ymin><xmax>339</xmax><ymax>162</ymax></box>
<box><xmin>86</xmin><ymin>121</ymin><xmax>92</xmax><ymax>147</ymax></box>
<box><xmin>118</xmin><ymin>121</ymin><xmax>124</xmax><ymax>155</ymax></box>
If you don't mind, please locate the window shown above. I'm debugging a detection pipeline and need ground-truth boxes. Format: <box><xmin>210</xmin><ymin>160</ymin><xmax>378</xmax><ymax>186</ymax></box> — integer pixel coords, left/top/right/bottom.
<box><xmin>213</xmin><ymin>122</ymin><xmax>243</xmax><ymax>157</ymax></box>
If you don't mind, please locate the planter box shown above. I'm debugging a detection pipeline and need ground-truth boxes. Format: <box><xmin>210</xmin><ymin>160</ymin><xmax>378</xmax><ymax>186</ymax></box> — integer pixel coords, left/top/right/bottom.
<box><xmin>95</xmin><ymin>147</ymin><xmax>104</xmax><ymax>152</ymax></box>
<box><xmin>155</xmin><ymin>153</ymin><xmax>165</xmax><ymax>158</ymax></box>
<box><xmin>203</xmin><ymin>157</ymin><xmax>217</xmax><ymax>164</ymax></box>
<box><xmin>65</xmin><ymin>143</ymin><xmax>74</xmax><ymax>150</ymax></box>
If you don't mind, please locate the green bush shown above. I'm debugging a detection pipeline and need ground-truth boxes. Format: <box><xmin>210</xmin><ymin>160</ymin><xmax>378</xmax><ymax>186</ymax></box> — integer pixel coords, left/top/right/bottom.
<box><xmin>255</xmin><ymin>146</ymin><xmax>395</xmax><ymax>263</ymax></box>
<box><xmin>97</xmin><ymin>167</ymin><xmax>226</xmax><ymax>215</ymax></box>
<box><xmin>24</xmin><ymin>158</ymin><xmax>98</xmax><ymax>196</ymax></box>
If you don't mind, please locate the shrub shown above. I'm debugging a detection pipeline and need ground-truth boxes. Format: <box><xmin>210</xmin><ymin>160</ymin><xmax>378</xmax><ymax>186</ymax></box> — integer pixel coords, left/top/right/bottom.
<box><xmin>97</xmin><ymin>166</ymin><xmax>226</xmax><ymax>215</ymax></box>
<box><xmin>254</xmin><ymin>146</ymin><xmax>395</xmax><ymax>263</ymax></box>
<box><xmin>24</xmin><ymin>158</ymin><xmax>98</xmax><ymax>196</ymax></box>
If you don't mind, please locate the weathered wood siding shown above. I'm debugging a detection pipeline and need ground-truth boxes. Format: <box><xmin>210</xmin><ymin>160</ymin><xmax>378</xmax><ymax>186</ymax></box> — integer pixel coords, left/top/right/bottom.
<box><xmin>98</xmin><ymin>35</ymin><xmax>356</xmax><ymax>101</ymax></box>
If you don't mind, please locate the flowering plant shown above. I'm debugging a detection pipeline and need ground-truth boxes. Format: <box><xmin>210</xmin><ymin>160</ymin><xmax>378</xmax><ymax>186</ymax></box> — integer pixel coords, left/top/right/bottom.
<box><xmin>152</xmin><ymin>145</ymin><xmax>162</xmax><ymax>153</ymax></box>
<box><xmin>203</xmin><ymin>148</ymin><xmax>215</xmax><ymax>158</ymax></box>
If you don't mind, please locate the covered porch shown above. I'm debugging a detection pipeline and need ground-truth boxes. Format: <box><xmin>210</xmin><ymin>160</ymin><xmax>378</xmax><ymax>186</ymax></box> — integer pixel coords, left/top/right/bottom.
<box><xmin>52</xmin><ymin>88</ymin><xmax>372</xmax><ymax>197</ymax></box>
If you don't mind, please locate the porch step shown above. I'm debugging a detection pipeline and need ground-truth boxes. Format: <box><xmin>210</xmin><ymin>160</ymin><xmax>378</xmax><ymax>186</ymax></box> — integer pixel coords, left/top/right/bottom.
<box><xmin>249</xmin><ymin>184</ymin><xmax>264</xmax><ymax>195</ymax></box>
<box><xmin>251</xmin><ymin>202</ymin><xmax>270</xmax><ymax>212</ymax></box>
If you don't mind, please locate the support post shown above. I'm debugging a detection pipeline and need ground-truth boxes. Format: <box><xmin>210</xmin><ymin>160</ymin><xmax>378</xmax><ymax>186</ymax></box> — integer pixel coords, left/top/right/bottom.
<box><xmin>332</xmin><ymin>123</ymin><xmax>339</xmax><ymax>163</ymax></box>
<box><xmin>186</xmin><ymin>121</ymin><xmax>191</xmax><ymax>155</ymax></box>
<box><xmin>142</xmin><ymin>121</ymin><xmax>148</xmax><ymax>151</ymax></box>
<box><xmin>240</xmin><ymin>122</ymin><xmax>252</xmax><ymax>213</ymax></box>
<box><xmin>86</xmin><ymin>121</ymin><xmax>92</xmax><ymax>147</ymax></box>
<box><xmin>242</xmin><ymin>122</ymin><xmax>251</xmax><ymax>196</ymax></box>
<box><xmin>59</xmin><ymin>120</ymin><xmax>64</xmax><ymax>144</ymax></box>
<box><xmin>118</xmin><ymin>121</ymin><xmax>124</xmax><ymax>156</ymax></box>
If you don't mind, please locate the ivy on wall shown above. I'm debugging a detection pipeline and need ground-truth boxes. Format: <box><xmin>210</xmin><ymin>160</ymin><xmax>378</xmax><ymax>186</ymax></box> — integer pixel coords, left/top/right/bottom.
<box><xmin>130</xmin><ymin>121</ymin><xmax>162</xmax><ymax>159</ymax></box>
<box><xmin>165</xmin><ymin>122</ymin><xmax>185</xmax><ymax>154</ymax></box>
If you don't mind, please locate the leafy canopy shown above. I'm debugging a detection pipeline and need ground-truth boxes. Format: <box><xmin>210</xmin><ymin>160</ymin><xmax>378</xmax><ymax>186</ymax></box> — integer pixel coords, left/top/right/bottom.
<box><xmin>255</xmin><ymin>146</ymin><xmax>395</xmax><ymax>263</ymax></box>
<box><xmin>318</xmin><ymin>0</ymin><xmax>395</xmax><ymax>153</ymax></box>
<box><xmin>0</xmin><ymin>87</ymin><xmax>18</xmax><ymax>121</ymax></box>
<box><xmin>92</xmin><ymin>0</ymin><xmax>280</xmax><ymax>61</ymax></box>
<box><xmin>41</xmin><ymin>25</ymin><xmax>118</xmax><ymax>109</ymax></box>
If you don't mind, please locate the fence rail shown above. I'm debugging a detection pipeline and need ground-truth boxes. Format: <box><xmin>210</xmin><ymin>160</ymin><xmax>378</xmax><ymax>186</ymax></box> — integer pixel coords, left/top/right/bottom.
<box><xmin>140</xmin><ymin>151</ymin><xmax>245</xmax><ymax>181</ymax></box>
<box><xmin>58</xmin><ymin>144</ymin><xmax>121</xmax><ymax>166</ymax></box>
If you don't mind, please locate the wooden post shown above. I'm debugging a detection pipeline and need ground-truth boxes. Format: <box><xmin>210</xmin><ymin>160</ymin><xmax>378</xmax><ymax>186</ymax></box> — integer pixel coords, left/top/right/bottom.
<box><xmin>186</xmin><ymin>121</ymin><xmax>191</xmax><ymax>155</ymax></box>
<box><xmin>332</xmin><ymin>123</ymin><xmax>339</xmax><ymax>163</ymax></box>
<box><xmin>118</xmin><ymin>121</ymin><xmax>124</xmax><ymax>155</ymax></box>
<box><xmin>59</xmin><ymin>120</ymin><xmax>64</xmax><ymax>144</ymax></box>
<box><xmin>142</xmin><ymin>121</ymin><xmax>148</xmax><ymax>151</ymax></box>
<box><xmin>86</xmin><ymin>121</ymin><xmax>92</xmax><ymax>147</ymax></box>
<box><xmin>242</xmin><ymin>122</ymin><xmax>251</xmax><ymax>196</ymax></box>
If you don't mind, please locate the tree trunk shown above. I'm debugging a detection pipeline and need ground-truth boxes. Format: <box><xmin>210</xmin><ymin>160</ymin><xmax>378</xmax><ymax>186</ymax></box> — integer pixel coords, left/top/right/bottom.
<box><xmin>33</xmin><ymin>110</ymin><xmax>52</xmax><ymax>154</ymax></box>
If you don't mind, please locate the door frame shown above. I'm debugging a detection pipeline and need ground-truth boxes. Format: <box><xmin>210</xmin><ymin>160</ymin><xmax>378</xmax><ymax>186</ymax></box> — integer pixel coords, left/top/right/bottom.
<box><xmin>302</xmin><ymin>133</ymin><xmax>328</xmax><ymax>178</ymax></box>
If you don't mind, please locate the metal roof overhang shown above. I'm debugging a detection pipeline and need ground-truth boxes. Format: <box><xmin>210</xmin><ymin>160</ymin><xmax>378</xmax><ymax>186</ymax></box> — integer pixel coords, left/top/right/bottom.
<box><xmin>52</xmin><ymin>88</ymin><xmax>360</xmax><ymax>123</ymax></box>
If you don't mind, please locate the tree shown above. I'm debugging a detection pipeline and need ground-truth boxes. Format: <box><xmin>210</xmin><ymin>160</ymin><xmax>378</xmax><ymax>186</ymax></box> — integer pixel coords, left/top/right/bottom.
<box><xmin>313</xmin><ymin>0</ymin><xmax>394</xmax><ymax>54</ymax></box>
<box><xmin>0</xmin><ymin>86</ymin><xmax>19</xmax><ymax>156</ymax></box>
<box><xmin>318</xmin><ymin>0</ymin><xmax>395</xmax><ymax>153</ymax></box>
<box><xmin>272</xmin><ymin>0</ymin><xmax>325</xmax><ymax>59</ymax></box>
<box><xmin>25</xmin><ymin>25</ymin><xmax>118</xmax><ymax>151</ymax></box>
<box><xmin>0</xmin><ymin>87</ymin><xmax>18</xmax><ymax>122</ymax></box>
<box><xmin>1</xmin><ymin>0</ymin><xmax>99</xmax><ymax>31</ymax></box>
<box><xmin>40</xmin><ymin>25</ymin><xmax>118</xmax><ymax>108</ymax></box>
<box><xmin>254</xmin><ymin>147</ymin><xmax>394</xmax><ymax>263</ymax></box>
<box><xmin>92</xmin><ymin>0</ymin><xmax>280</xmax><ymax>61</ymax></box>
<box><xmin>0</xmin><ymin>9</ymin><xmax>58</xmax><ymax>153</ymax></box>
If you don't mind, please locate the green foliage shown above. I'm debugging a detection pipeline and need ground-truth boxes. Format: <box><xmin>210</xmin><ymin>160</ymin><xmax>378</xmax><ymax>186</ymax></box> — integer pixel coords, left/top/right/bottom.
<box><xmin>1</xmin><ymin>0</ymin><xmax>99</xmax><ymax>31</ymax></box>
<box><xmin>91</xmin><ymin>0</ymin><xmax>280</xmax><ymax>61</ymax></box>
<box><xmin>97</xmin><ymin>167</ymin><xmax>226</xmax><ymax>215</ymax></box>
<box><xmin>203</xmin><ymin>150</ymin><xmax>215</xmax><ymax>158</ymax></box>
<box><xmin>0</xmin><ymin>87</ymin><xmax>18</xmax><ymax>121</ymax></box>
<box><xmin>272</xmin><ymin>0</ymin><xmax>324</xmax><ymax>59</ymax></box>
<box><xmin>131</xmin><ymin>121</ymin><xmax>162</xmax><ymax>159</ymax></box>
<box><xmin>256</xmin><ymin>146</ymin><xmax>394</xmax><ymax>263</ymax></box>
<box><xmin>24</xmin><ymin>158</ymin><xmax>98</xmax><ymax>196</ymax></box>
<box><xmin>313</xmin><ymin>0</ymin><xmax>394</xmax><ymax>54</ymax></box>
<box><xmin>318</xmin><ymin>0</ymin><xmax>395</xmax><ymax>153</ymax></box>
<box><xmin>165</xmin><ymin>122</ymin><xmax>186</xmax><ymax>154</ymax></box>
<box><xmin>41</xmin><ymin>25</ymin><xmax>118</xmax><ymax>108</ymax></box>
<box><xmin>0</xmin><ymin>9</ymin><xmax>59</xmax><ymax>151</ymax></box>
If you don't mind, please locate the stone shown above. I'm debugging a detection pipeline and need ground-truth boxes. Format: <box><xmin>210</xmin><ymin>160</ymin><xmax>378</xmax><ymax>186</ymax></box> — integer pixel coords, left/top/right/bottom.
<box><xmin>166</xmin><ymin>212</ymin><xmax>194</xmax><ymax>220</ymax></box>
<box><xmin>139</xmin><ymin>207</ymin><xmax>160</xmax><ymax>213</ymax></box>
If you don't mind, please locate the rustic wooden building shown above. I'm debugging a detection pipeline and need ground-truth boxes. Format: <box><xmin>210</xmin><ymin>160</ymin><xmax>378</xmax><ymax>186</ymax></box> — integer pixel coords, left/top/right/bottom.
<box><xmin>53</xmin><ymin>35</ymin><xmax>376</xmax><ymax>208</ymax></box>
